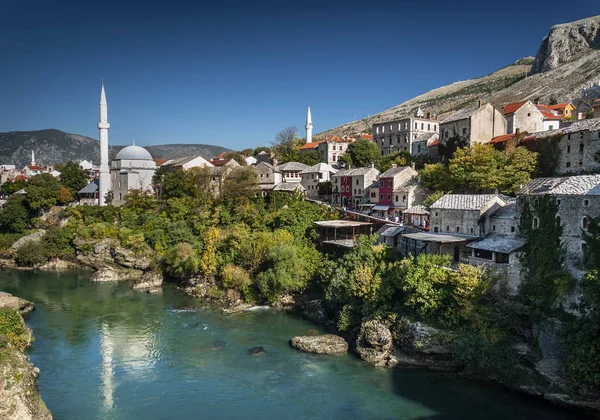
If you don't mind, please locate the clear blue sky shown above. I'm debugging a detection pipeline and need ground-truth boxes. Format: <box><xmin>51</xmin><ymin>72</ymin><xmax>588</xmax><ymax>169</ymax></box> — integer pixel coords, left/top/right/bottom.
<box><xmin>1</xmin><ymin>0</ymin><xmax>598</xmax><ymax>150</ymax></box>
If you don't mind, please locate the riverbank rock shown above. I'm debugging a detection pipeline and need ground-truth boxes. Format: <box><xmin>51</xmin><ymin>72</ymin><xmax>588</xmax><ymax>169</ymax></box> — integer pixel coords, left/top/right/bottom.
<box><xmin>222</xmin><ymin>303</ymin><xmax>253</xmax><ymax>314</ymax></box>
<box><xmin>111</xmin><ymin>247</ymin><xmax>152</xmax><ymax>271</ymax></box>
<box><xmin>132</xmin><ymin>271</ymin><xmax>163</xmax><ymax>293</ymax></box>
<box><xmin>39</xmin><ymin>258</ymin><xmax>78</xmax><ymax>271</ymax></box>
<box><xmin>290</xmin><ymin>334</ymin><xmax>348</xmax><ymax>354</ymax></box>
<box><xmin>90</xmin><ymin>266</ymin><xmax>141</xmax><ymax>282</ymax></box>
<box><xmin>11</xmin><ymin>231</ymin><xmax>45</xmax><ymax>251</ymax></box>
<box><xmin>0</xmin><ymin>292</ymin><xmax>34</xmax><ymax>315</ymax></box>
<box><xmin>355</xmin><ymin>319</ymin><xmax>393</xmax><ymax>366</ymax></box>
<box><xmin>533</xmin><ymin>318</ymin><xmax>566</xmax><ymax>388</ymax></box>
<box><xmin>301</xmin><ymin>300</ymin><xmax>327</xmax><ymax>324</ymax></box>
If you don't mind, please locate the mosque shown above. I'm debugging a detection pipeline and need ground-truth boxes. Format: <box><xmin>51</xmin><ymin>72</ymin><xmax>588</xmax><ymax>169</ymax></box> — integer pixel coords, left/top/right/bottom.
<box><xmin>80</xmin><ymin>83</ymin><xmax>156</xmax><ymax>206</ymax></box>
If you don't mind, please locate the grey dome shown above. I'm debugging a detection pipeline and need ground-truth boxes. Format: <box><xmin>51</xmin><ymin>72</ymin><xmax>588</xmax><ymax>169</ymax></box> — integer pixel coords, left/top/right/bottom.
<box><xmin>115</xmin><ymin>145</ymin><xmax>153</xmax><ymax>161</ymax></box>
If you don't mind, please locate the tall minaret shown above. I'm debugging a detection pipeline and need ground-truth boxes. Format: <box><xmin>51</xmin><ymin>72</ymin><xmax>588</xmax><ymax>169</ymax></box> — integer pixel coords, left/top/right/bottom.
<box><xmin>98</xmin><ymin>81</ymin><xmax>110</xmax><ymax>206</ymax></box>
<box><xmin>31</xmin><ymin>150</ymin><xmax>36</xmax><ymax>166</ymax></box>
<box><xmin>305</xmin><ymin>105</ymin><xmax>313</xmax><ymax>144</ymax></box>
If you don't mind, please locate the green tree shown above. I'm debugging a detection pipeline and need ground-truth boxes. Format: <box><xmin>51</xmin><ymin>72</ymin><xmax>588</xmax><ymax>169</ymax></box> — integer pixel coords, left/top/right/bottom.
<box><xmin>222</xmin><ymin>167</ymin><xmax>258</xmax><ymax>205</ymax></box>
<box><xmin>376</xmin><ymin>151</ymin><xmax>412</xmax><ymax>172</ymax></box>
<box><xmin>297</xmin><ymin>150</ymin><xmax>321</xmax><ymax>166</ymax></box>
<box><xmin>272</xmin><ymin>127</ymin><xmax>301</xmax><ymax>163</ymax></box>
<box><xmin>448</xmin><ymin>145</ymin><xmax>505</xmax><ymax>192</ymax></box>
<box><xmin>339</xmin><ymin>139</ymin><xmax>380</xmax><ymax>168</ymax></box>
<box><xmin>163</xmin><ymin>242</ymin><xmax>200</xmax><ymax>279</ymax></box>
<box><xmin>25</xmin><ymin>173</ymin><xmax>61</xmax><ymax>212</ymax></box>
<box><xmin>0</xmin><ymin>178</ymin><xmax>27</xmax><ymax>197</ymax></box>
<box><xmin>60</xmin><ymin>161</ymin><xmax>89</xmax><ymax>195</ymax></box>
<box><xmin>225</xmin><ymin>152</ymin><xmax>247</xmax><ymax>166</ymax></box>
<box><xmin>420</xmin><ymin>163</ymin><xmax>454</xmax><ymax>192</ymax></box>
<box><xmin>0</xmin><ymin>196</ymin><xmax>30</xmax><ymax>233</ymax></box>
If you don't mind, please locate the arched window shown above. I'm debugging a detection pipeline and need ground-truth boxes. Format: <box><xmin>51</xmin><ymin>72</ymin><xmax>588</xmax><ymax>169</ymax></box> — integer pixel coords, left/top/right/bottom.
<box><xmin>556</xmin><ymin>216</ymin><xmax>561</xmax><ymax>227</ymax></box>
<box><xmin>583</xmin><ymin>217</ymin><xmax>589</xmax><ymax>230</ymax></box>
<box><xmin>387</xmin><ymin>194</ymin><xmax>391</xmax><ymax>200</ymax></box>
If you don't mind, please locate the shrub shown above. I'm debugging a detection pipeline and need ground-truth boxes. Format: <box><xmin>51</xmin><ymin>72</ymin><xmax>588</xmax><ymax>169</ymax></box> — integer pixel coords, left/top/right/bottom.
<box><xmin>0</xmin><ymin>308</ymin><xmax>30</xmax><ymax>351</ymax></box>
<box><xmin>42</xmin><ymin>226</ymin><xmax>75</xmax><ymax>259</ymax></box>
<box><xmin>163</xmin><ymin>242</ymin><xmax>200</xmax><ymax>279</ymax></box>
<box><xmin>0</xmin><ymin>233</ymin><xmax>22</xmax><ymax>251</ymax></box>
<box><xmin>15</xmin><ymin>241</ymin><xmax>48</xmax><ymax>267</ymax></box>
<box><xmin>221</xmin><ymin>264</ymin><xmax>252</xmax><ymax>298</ymax></box>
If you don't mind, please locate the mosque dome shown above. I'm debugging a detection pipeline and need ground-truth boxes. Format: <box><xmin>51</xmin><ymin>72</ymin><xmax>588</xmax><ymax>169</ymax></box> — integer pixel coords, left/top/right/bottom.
<box><xmin>115</xmin><ymin>145</ymin><xmax>153</xmax><ymax>161</ymax></box>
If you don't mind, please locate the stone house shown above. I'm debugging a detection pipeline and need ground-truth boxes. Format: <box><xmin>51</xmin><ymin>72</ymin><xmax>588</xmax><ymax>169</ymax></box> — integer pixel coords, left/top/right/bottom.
<box><xmin>317</xmin><ymin>137</ymin><xmax>352</xmax><ymax>166</ymax></box>
<box><xmin>501</xmin><ymin>100</ymin><xmax>545</xmax><ymax>134</ymax></box>
<box><xmin>277</xmin><ymin>162</ymin><xmax>310</xmax><ymax>182</ymax></box>
<box><xmin>411</xmin><ymin>132</ymin><xmax>439</xmax><ymax>156</ymax></box>
<box><xmin>331</xmin><ymin>166</ymin><xmax>380</xmax><ymax>209</ymax></box>
<box><xmin>518</xmin><ymin>175</ymin><xmax>600</xmax><ymax>271</ymax></box>
<box><xmin>522</xmin><ymin>118</ymin><xmax>600</xmax><ymax>175</ymax></box>
<box><xmin>429</xmin><ymin>194</ymin><xmax>508</xmax><ymax>236</ymax></box>
<box><xmin>299</xmin><ymin>163</ymin><xmax>338</xmax><ymax>199</ymax></box>
<box><xmin>466</xmin><ymin>234</ymin><xmax>525</xmax><ymax>294</ymax></box>
<box><xmin>162</xmin><ymin>155</ymin><xmax>214</xmax><ymax>172</ymax></box>
<box><xmin>438</xmin><ymin>101</ymin><xmax>507</xmax><ymax>156</ymax></box>
<box><xmin>254</xmin><ymin>162</ymin><xmax>282</xmax><ymax>193</ymax></box>
<box><xmin>376</xmin><ymin>165</ymin><xmax>427</xmax><ymax>217</ymax></box>
<box><xmin>372</xmin><ymin>108</ymin><xmax>439</xmax><ymax>157</ymax></box>
<box><xmin>536</xmin><ymin>105</ymin><xmax>564</xmax><ymax>131</ymax></box>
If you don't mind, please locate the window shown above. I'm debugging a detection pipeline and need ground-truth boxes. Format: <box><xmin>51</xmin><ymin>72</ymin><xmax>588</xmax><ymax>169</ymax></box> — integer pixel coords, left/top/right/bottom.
<box><xmin>427</xmin><ymin>124</ymin><xmax>430</xmax><ymax>130</ymax></box>
<box><xmin>456</xmin><ymin>227</ymin><xmax>460</xmax><ymax>233</ymax></box>
<box><xmin>421</xmin><ymin>123</ymin><xmax>424</xmax><ymax>130</ymax></box>
<box><xmin>557</xmin><ymin>199</ymin><xmax>561</xmax><ymax>205</ymax></box>
<box><xmin>346</xmin><ymin>186</ymin><xmax>349</xmax><ymax>192</ymax></box>
<box><xmin>584</xmin><ymin>199</ymin><xmax>589</xmax><ymax>206</ymax></box>
<box><xmin>385</xmin><ymin>180</ymin><xmax>391</xmax><ymax>187</ymax></box>
<box><xmin>404</xmin><ymin>135</ymin><xmax>408</xmax><ymax>143</ymax></box>
<box><xmin>435</xmin><ymin>212</ymin><xmax>439</xmax><ymax>217</ymax></box>
<box><xmin>332</xmin><ymin>155</ymin><xmax>336</xmax><ymax>161</ymax></box>
<box><xmin>434</xmin><ymin>227</ymin><xmax>439</xmax><ymax>233</ymax></box>
<box><xmin>387</xmin><ymin>194</ymin><xmax>391</xmax><ymax>200</ymax></box>
<box><xmin>462</xmin><ymin>128</ymin><xmax>467</xmax><ymax>135</ymax></box>
<box><xmin>474</xmin><ymin>249</ymin><xmax>493</xmax><ymax>260</ymax></box>
<box><xmin>398</xmin><ymin>123</ymin><xmax>402</xmax><ymax>130</ymax></box>
<box><xmin>405</xmin><ymin>122</ymin><xmax>408</xmax><ymax>130</ymax></box>
<box><xmin>556</xmin><ymin>216</ymin><xmax>561</xmax><ymax>227</ymax></box>
<box><xmin>414</xmin><ymin>122</ymin><xmax>417</xmax><ymax>129</ymax></box>
<box><xmin>566</xmin><ymin>162</ymin><xmax>571</xmax><ymax>168</ymax></box>
<box><xmin>389</xmin><ymin>124</ymin><xmax>393</xmax><ymax>131</ymax></box>
<box><xmin>527</xmin><ymin>112</ymin><xmax>531</xmax><ymax>117</ymax></box>
<box><xmin>580</xmin><ymin>132</ymin><xmax>584</xmax><ymax>139</ymax></box>
<box><xmin>446</xmin><ymin>226</ymin><xmax>450</xmax><ymax>232</ymax></box>
<box><xmin>511</xmin><ymin>226</ymin><xmax>515</xmax><ymax>233</ymax></box>
<box><xmin>354</xmin><ymin>189</ymin><xmax>356</xmax><ymax>195</ymax></box>
<box><xmin>371</xmin><ymin>192</ymin><xmax>376</xmax><ymax>198</ymax></box>
<box><xmin>495</xmin><ymin>253</ymin><xmax>509</xmax><ymax>264</ymax></box>
<box><xmin>568</xmin><ymin>133</ymin><xmax>571</xmax><ymax>140</ymax></box>
<box><xmin>389</xmin><ymin>138</ymin><xmax>393</xmax><ymax>145</ymax></box>
<box><xmin>395</xmin><ymin>195</ymin><xmax>398</xmax><ymax>202</ymax></box>
<box><xmin>580</xmin><ymin>143</ymin><xmax>584</xmax><ymax>152</ymax></box>
<box><xmin>356</xmin><ymin>179</ymin><xmax>359</xmax><ymax>185</ymax></box>
<box><xmin>417</xmin><ymin>145</ymin><xmax>421</xmax><ymax>153</ymax></box>
<box><xmin>333</xmin><ymin>145</ymin><xmax>336</xmax><ymax>151</ymax></box>
<box><xmin>382</xmin><ymin>126</ymin><xmax>385</xmax><ymax>133</ymax></box>
<box><xmin>470</xmin><ymin>227</ymin><xmax>474</xmax><ymax>234</ymax></box>
<box><xmin>434</xmin><ymin>125</ymin><xmax>437</xmax><ymax>131</ymax></box>
<box><xmin>492</xmin><ymin>225</ymin><xmax>496</xmax><ymax>231</ymax></box>
<box><xmin>444</xmin><ymin>131</ymin><xmax>449</xmax><ymax>139</ymax></box>
<box><xmin>583</xmin><ymin>217</ymin><xmax>589</xmax><ymax>230</ymax></box>
<box><xmin>549</xmin><ymin>125</ymin><xmax>554</xmax><ymax>131</ymax></box>
<box><xmin>380</xmin><ymin>194</ymin><xmax>384</xmax><ymax>200</ymax></box>
<box><xmin>376</xmin><ymin>127</ymin><xmax>380</xmax><ymax>134</ymax></box>
<box><xmin>579</xmin><ymin>161</ymin><xmax>583</xmax><ymax>166</ymax></box>
<box><xmin>567</xmin><ymin>145</ymin><xmax>570</xmax><ymax>153</ymax></box>
<box><xmin>533</xmin><ymin>217</ymin><xmax>539</xmax><ymax>228</ymax></box>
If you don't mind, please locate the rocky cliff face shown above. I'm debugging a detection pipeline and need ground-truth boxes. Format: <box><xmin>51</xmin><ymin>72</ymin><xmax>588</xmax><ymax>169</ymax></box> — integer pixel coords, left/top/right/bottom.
<box><xmin>531</xmin><ymin>15</ymin><xmax>600</xmax><ymax>74</ymax></box>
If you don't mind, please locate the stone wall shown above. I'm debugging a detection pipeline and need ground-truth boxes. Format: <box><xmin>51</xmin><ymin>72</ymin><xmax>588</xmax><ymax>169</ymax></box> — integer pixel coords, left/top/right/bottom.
<box><xmin>556</xmin><ymin>129</ymin><xmax>600</xmax><ymax>174</ymax></box>
<box><xmin>430</xmin><ymin>208</ymin><xmax>481</xmax><ymax>236</ymax></box>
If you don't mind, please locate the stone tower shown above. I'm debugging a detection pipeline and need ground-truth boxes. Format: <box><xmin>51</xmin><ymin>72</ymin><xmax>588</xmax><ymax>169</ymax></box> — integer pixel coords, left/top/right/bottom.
<box><xmin>305</xmin><ymin>105</ymin><xmax>313</xmax><ymax>144</ymax></box>
<box><xmin>98</xmin><ymin>81</ymin><xmax>111</xmax><ymax>206</ymax></box>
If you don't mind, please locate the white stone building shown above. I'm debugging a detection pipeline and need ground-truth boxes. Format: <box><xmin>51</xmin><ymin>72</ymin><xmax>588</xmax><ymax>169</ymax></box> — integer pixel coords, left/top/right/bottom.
<box><xmin>110</xmin><ymin>145</ymin><xmax>156</xmax><ymax>206</ymax></box>
<box><xmin>162</xmin><ymin>155</ymin><xmax>213</xmax><ymax>171</ymax></box>
<box><xmin>300</xmin><ymin>163</ymin><xmax>338</xmax><ymax>199</ymax></box>
<box><xmin>372</xmin><ymin>108</ymin><xmax>439</xmax><ymax>157</ymax></box>
<box><xmin>277</xmin><ymin>162</ymin><xmax>310</xmax><ymax>182</ymax></box>
<box><xmin>501</xmin><ymin>100</ymin><xmax>545</xmax><ymax>134</ymax></box>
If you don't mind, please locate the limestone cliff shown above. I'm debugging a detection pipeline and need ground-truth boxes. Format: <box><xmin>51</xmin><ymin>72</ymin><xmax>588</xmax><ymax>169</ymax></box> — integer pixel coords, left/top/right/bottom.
<box><xmin>531</xmin><ymin>15</ymin><xmax>600</xmax><ymax>74</ymax></box>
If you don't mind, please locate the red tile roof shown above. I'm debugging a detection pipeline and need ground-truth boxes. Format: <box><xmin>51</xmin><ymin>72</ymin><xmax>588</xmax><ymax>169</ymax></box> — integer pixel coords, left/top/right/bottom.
<box><xmin>538</xmin><ymin>109</ymin><xmax>563</xmax><ymax>120</ymax></box>
<box><xmin>27</xmin><ymin>165</ymin><xmax>45</xmax><ymax>171</ymax></box>
<box><xmin>546</xmin><ymin>103</ymin><xmax>572</xmax><ymax>111</ymax></box>
<box><xmin>300</xmin><ymin>142</ymin><xmax>320</xmax><ymax>150</ymax></box>
<box><xmin>154</xmin><ymin>158</ymin><xmax>169</xmax><ymax>166</ymax></box>
<box><xmin>490</xmin><ymin>133</ymin><xmax>517</xmax><ymax>144</ymax></box>
<box><xmin>428</xmin><ymin>139</ymin><xmax>439</xmax><ymax>147</ymax></box>
<box><xmin>14</xmin><ymin>175</ymin><xmax>27</xmax><ymax>181</ymax></box>
<box><xmin>501</xmin><ymin>101</ymin><xmax>528</xmax><ymax>115</ymax></box>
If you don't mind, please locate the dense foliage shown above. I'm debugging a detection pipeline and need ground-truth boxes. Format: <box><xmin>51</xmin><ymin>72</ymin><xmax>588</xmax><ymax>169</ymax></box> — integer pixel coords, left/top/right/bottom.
<box><xmin>0</xmin><ymin>308</ymin><xmax>30</xmax><ymax>351</ymax></box>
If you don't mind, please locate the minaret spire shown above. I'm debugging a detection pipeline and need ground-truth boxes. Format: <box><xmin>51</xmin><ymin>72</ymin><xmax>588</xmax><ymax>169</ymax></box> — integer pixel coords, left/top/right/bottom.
<box><xmin>98</xmin><ymin>81</ymin><xmax>111</xmax><ymax>206</ymax></box>
<box><xmin>31</xmin><ymin>150</ymin><xmax>35</xmax><ymax>166</ymax></box>
<box><xmin>305</xmin><ymin>105</ymin><xmax>313</xmax><ymax>144</ymax></box>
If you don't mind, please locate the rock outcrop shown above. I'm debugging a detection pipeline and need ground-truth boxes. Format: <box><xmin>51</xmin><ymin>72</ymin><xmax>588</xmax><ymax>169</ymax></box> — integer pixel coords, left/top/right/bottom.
<box><xmin>300</xmin><ymin>299</ymin><xmax>327</xmax><ymax>324</ymax></box>
<box><xmin>531</xmin><ymin>15</ymin><xmax>600</xmax><ymax>74</ymax></box>
<box><xmin>0</xmin><ymin>292</ymin><xmax>34</xmax><ymax>315</ymax></box>
<box><xmin>90</xmin><ymin>266</ymin><xmax>141</xmax><ymax>282</ymax></box>
<box><xmin>355</xmin><ymin>319</ymin><xmax>393</xmax><ymax>366</ymax></box>
<box><xmin>132</xmin><ymin>271</ymin><xmax>163</xmax><ymax>293</ymax></box>
<box><xmin>290</xmin><ymin>334</ymin><xmax>348</xmax><ymax>354</ymax></box>
<box><xmin>11</xmin><ymin>231</ymin><xmax>45</xmax><ymax>251</ymax></box>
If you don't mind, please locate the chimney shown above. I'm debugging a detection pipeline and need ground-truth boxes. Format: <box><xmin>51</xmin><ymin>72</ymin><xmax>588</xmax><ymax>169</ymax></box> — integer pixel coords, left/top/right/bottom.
<box><xmin>391</xmin><ymin>163</ymin><xmax>397</xmax><ymax>168</ymax></box>
<box><xmin>371</xmin><ymin>162</ymin><xmax>375</xmax><ymax>168</ymax></box>
<box><xmin>477</xmin><ymin>99</ymin><xmax>483</xmax><ymax>108</ymax></box>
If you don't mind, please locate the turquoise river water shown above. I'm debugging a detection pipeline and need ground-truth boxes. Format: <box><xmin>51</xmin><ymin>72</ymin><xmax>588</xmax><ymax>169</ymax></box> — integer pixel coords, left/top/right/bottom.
<box><xmin>0</xmin><ymin>269</ymin><xmax>590</xmax><ymax>419</ymax></box>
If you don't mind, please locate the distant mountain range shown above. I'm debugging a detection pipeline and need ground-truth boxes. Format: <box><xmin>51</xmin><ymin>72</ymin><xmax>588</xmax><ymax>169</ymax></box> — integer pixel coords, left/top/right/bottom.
<box><xmin>317</xmin><ymin>15</ymin><xmax>600</xmax><ymax>138</ymax></box>
<box><xmin>0</xmin><ymin>129</ymin><xmax>230</xmax><ymax>168</ymax></box>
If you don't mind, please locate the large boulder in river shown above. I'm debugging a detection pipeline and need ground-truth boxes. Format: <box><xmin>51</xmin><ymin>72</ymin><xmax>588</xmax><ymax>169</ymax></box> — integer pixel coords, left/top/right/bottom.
<box><xmin>132</xmin><ymin>271</ymin><xmax>163</xmax><ymax>293</ymax></box>
<box><xmin>290</xmin><ymin>334</ymin><xmax>348</xmax><ymax>354</ymax></box>
<box><xmin>0</xmin><ymin>292</ymin><xmax>34</xmax><ymax>315</ymax></box>
<box><xmin>355</xmin><ymin>319</ymin><xmax>393</xmax><ymax>366</ymax></box>
<box><xmin>90</xmin><ymin>266</ymin><xmax>141</xmax><ymax>282</ymax></box>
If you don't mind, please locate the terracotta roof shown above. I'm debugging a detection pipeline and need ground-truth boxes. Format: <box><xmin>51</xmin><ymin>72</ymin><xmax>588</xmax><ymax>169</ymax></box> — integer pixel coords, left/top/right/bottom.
<box><xmin>546</xmin><ymin>103</ymin><xmax>572</xmax><ymax>110</ymax></box>
<box><xmin>490</xmin><ymin>133</ymin><xmax>517</xmax><ymax>144</ymax></box>
<box><xmin>14</xmin><ymin>175</ymin><xmax>27</xmax><ymax>181</ymax></box>
<box><xmin>154</xmin><ymin>158</ymin><xmax>169</xmax><ymax>166</ymax></box>
<box><xmin>501</xmin><ymin>101</ymin><xmax>528</xmax><ymax>115</ymax></box>
<box><xmin>300</xmin><ymin>142</ymin><xmax>320</xmax><ymax>150</ymax></box>
<box><xmin>26</xmin><ymin>165</ymin><xmax>45</xmax><ymax>171</ymax></box>
<box><xmin>428</xmin><ymin>139</ymin><xmax>439</xmax><ymax>147</ymax></box>
<box><xmin>361</xmin><ymin>134</ymin><xmax>373</xmax><ymax>140</ymax></box>
<box><xmin>537</xmin><ymin>108</ymin><xmax>563</xmax><ymax>120</ymax></box>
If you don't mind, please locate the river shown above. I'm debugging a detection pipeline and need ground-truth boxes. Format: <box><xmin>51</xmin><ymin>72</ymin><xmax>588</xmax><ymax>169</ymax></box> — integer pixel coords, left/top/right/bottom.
<box><xmin>0</xmin><ymin>269</ymin><xmax>589</xmax><ymax>419</ymax></box>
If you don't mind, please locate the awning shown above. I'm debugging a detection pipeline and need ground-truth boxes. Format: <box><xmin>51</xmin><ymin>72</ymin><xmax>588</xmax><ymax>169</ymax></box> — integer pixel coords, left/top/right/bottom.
<box><xmin>359</xmin><ymin>203</ymin><xmax>376</xmax><ymax>207</ymax></box>
<box><xmin>372</xmin><ymin>205</ymin><xmax>390</xmax><ymax>211</ymax></box>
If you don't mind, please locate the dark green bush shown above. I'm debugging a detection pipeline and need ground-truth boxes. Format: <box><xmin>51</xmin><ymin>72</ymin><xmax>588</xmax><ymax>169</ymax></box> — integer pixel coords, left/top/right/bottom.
<box><xmin>15</xmin><ymin>241</ymin><xmax>49</xmax><ymax>267</ymax></box>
